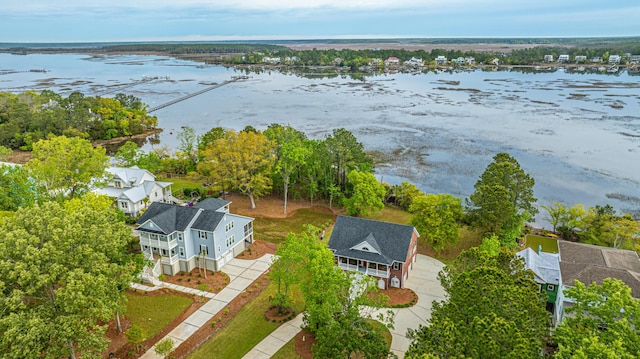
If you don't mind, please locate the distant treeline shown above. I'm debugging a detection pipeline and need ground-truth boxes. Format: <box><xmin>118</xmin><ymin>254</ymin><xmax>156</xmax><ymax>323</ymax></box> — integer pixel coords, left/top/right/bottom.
<box><xmin>102</xmin><ymin>43</ymin><xmax>289</xmax><ymax>54</ymax></box>
<box><xmin>0</xmin><ymin>91</ymin><xmax>157</xmax><ymax>150</ymax></box>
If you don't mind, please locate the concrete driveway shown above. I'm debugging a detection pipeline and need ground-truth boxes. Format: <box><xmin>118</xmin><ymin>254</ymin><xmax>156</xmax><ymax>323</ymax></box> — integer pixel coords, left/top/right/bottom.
<box><xmin>381</xmin><ymin>254</ymin><xmax>447</xmax><ymax>358</ymax></box>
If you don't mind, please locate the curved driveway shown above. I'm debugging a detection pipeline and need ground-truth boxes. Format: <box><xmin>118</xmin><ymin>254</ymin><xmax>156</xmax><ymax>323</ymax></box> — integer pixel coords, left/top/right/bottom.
<box><xmin>387</xmin><ymin>254</ymin><xmax>446</xmax><ymax>358</ymax></box>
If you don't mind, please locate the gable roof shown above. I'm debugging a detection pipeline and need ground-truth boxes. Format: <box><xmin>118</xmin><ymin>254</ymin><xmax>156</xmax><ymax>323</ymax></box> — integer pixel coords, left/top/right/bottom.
<box><xmin>516</xmin><ymin>247</ymin><xmax>560</xmax><ymax>285</ymax></box>
<box><xmin>136</xmin><ymin>202</ymin><xmax>200</xmax><ymax>234</ymax></box>
<box><xmin>194</xmin><ymin>198</ymin><xmax>231</xmax><ymax>211</ymax></box>
<box><xmin>558</xmin><ymin>241</ymin><xmax>640</xmax><ymax>297</ymax></box>
<box><xmin>328</xmin><ymin>215</ymin><xmax>415</xmax><ymax>265</ymax></box>
<box><xmin>107</xmin><ymin>166</ymin><xmax>153</xmax><ymax>187</ymax></box>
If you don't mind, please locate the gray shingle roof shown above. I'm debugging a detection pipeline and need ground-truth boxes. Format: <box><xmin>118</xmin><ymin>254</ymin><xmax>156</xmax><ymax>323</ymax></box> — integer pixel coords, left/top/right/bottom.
<box><xmin>328</xmin><ymin>215</ymin><xmax>415</xmax><ymax>264</ymax></box>
<box><xmin>194</xmin><ymin>198</ymin><xmax>230</xmax><ymax>211</ymax></box>
<box><xmin>192</xmin><ymin>210</ymin><xmax>225</xmax><ymax>231</ymax></box>
<box><xmin>558</xmin><ymin>241</ymin><xmax>640</xmax><ymax>298</ymax></box>
<box><xmin>136</xmin><ymin>202</ymin><xmax>201</xmax><ymax>234</ymax></box>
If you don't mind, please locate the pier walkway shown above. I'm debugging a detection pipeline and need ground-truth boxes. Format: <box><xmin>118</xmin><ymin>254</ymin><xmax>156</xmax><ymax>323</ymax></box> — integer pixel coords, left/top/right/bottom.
<box><xmin>147</xmin><ymin>76</ymin><xmax>248</xmax><ymax>113</ymax></box>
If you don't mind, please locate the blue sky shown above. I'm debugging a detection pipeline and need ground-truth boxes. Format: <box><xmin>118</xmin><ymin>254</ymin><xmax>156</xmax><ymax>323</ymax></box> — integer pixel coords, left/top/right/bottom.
<box><xmin>2</xmin><ymin>1</ymin><xmax>639</xmax><ymax>42</ymax></box>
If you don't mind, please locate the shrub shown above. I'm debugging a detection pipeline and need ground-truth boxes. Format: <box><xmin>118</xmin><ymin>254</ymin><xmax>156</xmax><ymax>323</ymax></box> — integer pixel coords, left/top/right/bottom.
<box><xmin>154</xmin><ymin>338</ymin><xmax>174</xmax><ymax>358</ymax></box>
<box><xmin>158</xmin><ymin>274</ymin><xmax>165</xmax><ymax>281</ymax></box>
<box><xmin>223</xmin><ymin>308</ymin><xmax>229</xmax><ymax>316</ymax></box>
<box><xmin>197</xmin><ymin>284</ymin><xmax>207</xmax><ymax>291</ymax></box>
<box><xmin>125</xmin><ymin>325</ymin><xmax>146</xmax><ymax>344</ymax></box>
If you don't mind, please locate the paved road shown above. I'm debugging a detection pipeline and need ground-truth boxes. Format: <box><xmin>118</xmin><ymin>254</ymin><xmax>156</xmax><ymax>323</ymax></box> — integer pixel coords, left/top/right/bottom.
<box><xmin>242</xmin><ymin>254</ymin><xmax>446</xmax><ymax>359</ymax></box>
<box><xmin>136</xmin><ymin>254</ymin><xmax>274</xmax><ymax>359</ymax></box>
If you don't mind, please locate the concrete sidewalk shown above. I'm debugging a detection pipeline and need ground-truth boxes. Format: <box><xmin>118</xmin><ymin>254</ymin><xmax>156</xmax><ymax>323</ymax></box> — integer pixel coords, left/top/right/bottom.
<box><xmin>241</xmin><ymin>314</ymin><xmax>304</xmax><ymax>359</ymax></box>
<box><xmin>137</xmin><ymin>254</ymin><xmax>274</xmax><ymax>359</ymax></box>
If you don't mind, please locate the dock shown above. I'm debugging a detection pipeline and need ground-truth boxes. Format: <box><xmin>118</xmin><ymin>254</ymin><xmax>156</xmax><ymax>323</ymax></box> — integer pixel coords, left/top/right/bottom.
<box><xmin>147</xmin><ymin>76</ymin><xmax>248</xmax><ymax>113</ymax></box>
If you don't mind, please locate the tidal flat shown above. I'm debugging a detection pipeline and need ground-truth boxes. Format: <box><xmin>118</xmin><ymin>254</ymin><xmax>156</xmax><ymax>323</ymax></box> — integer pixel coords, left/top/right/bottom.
<box><xmin>1</xmin><ymin>53</ymin><xmax>639</xmax><ymax>224</ymax></box>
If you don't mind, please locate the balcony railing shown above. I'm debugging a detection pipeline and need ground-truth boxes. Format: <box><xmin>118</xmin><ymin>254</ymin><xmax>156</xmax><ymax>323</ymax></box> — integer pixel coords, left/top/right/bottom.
<box><xmin>140</xmin><ymin>237</ymin><xmax>178</xmax><ymax>250</ymax></box>
<box><xmin>338</xmin><ymin>262</ymin><xmax>389</xmax><ymax>278</ymax></box>
<box><xmin>161</xmin><ymin>253</ymin><xmax>179</xmax><ymax>264</ymax></box>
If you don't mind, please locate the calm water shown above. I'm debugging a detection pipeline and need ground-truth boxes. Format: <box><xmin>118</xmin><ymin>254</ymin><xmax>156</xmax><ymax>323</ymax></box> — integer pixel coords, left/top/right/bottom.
<box><xmin>2</xmin><ymin>53</ymin><xmax>639</xmax><ymax>224</ymax></box>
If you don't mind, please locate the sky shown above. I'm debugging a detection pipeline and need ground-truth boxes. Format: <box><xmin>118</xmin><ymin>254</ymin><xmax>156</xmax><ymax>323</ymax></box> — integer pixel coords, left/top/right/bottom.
<box><xmin>2</xmin><ymin>0</ymin><xmax>639</xmax><ymax>43</ymax></box>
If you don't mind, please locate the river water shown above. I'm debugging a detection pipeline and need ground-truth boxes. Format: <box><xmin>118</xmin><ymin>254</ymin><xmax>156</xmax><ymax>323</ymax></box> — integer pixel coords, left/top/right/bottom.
<box><xmin>2</xmin><ymin>53</ymin><xmax>639</xmax><ymax>224</ymax></box>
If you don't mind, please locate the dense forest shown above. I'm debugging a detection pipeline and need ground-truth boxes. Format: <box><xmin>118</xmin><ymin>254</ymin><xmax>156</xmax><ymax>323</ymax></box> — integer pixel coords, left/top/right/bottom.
<box><xmin>0</xmin><ymin>91</ymin><xmax>157</xmax><ymax>150</ymax></box>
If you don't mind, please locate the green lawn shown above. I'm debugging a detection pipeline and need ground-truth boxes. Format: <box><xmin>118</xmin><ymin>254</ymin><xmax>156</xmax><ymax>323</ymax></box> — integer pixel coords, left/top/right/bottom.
<box><xmin>523</xmin><ymin>234</ymin><xmax>559</xmax><ymax>253</ymax></box>
<box><xmin>124</xmin><ymin>291</ymin><xmax>193</xmax><ymax>339</ymax></box>
<box><xmin>187</xmin><ymin>282</ymin><xmax>305</xmax><ymax>359</ymax></box>
<box><xmin>365</xmin><ymin>205</ymin><xmax>412</xmax><ymax>225</ymax></box>
<box><xmin>254</xmin><ymin>208</ymin><xmax>335</xmax><ymax>244</ymax></box>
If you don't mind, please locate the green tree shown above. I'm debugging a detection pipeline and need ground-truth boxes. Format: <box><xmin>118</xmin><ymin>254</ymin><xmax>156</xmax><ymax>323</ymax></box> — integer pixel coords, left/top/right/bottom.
<box><xmin>197</xmin><ymin>126</ymin><xmax>226</xmax><ymax>152</ymax></box>
<box><xmin>466</xmin><ymin>153</ymin><xmax>537</xmax><ymax>245</ymax></box>
<box><xmin>325</xmin><ymin>128</ymin><xmax>373</xmax><ymax>192</ymax></box>
<box><xmin>264</xmin><ymin>124</ymin><xmax>310</xmax><ymax>214</ymax></box>
<box><xmin>406</xmin><ymin>248</ymin><xmax>550</xmax><ymax>359</ymax></box>
<box><xmin>410</xmin><ymin>193</ymin><xmax>462</xmax><ymax>252</ymax></box>
<box><xmin>0</xmin><ymin>145</ymin><xmax>11</xmax><ymax>161</ymax></box>
<box><xmin>25</xmin><ymin>135</ymin><xmax>109</xmax><ymax>201</ymax></box>
<box><xmin>270</xmin><ymin>229</ymin><xmax>316</xmax><ymax>315</ymax></box>
<box><xmin>0</xmin><ymin>201</ymin><xmax>144</xmax><ymax>358</ymax></box>
<box><xmin>542</xmin><ymin>201</ymin><xmax>568</xmax><ymax>233</ymax></box>
<box><xmin>0</xmin><ymin>164</ymin><xmax>35</xmax><ymax>211</ymax></box>
<box><xmin>343</xmin><ymin>170</ymin><xmax>386</xmax><ymax>217</ymax></box>
<box><xmin>553</xmin><ymin>278</ymin><xmax>640</xmax><ymax>359</ymax></box>
<box><xmin>113</xmin><ymin>141</ymin><xmax>141</xmax><ymax>167</ymax></box>
<box><xmin>198</xmin><ymin>130</ymin><xmax>275</xmax><ymax>208</ymax></box>
<box><xmin>300</xmin><ymin>237</ymin><xmax>393</xmax><ymax>359</ymax></box>
<box><xmin>176</xmin><ymin>126</ymin><xmax>199</xmax><ymax>173</ymax></box>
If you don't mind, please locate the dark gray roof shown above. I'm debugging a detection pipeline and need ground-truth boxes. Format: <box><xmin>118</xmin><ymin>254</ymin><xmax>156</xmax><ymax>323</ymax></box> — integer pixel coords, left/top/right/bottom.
<box><xmin>328</xmin><ymin>215</ymin><xmax>415</xmax><ymax>264</ymax></box>
<box><xmin>194</xmin><ymin>198</ymin><xmax>230</xmax><ymax>211</ymax></box>
<box><xmin>558</xmin><ymin>241</ymin><xmax>640</xmax><ymax>298</ymax></box>
<box><xmin>136</xmin><ymin>202</ymin><xmax>200</xmax><ymax>234</ymax></box>
<box><xmin>192</xmin><ymin>210</ymin><xmax>225</xmax><ymax>231</ymax></box>
<box><xmin>136</xmin><ymin>202</ymin><xmax>224</xmax><ymax>233</ymax></box>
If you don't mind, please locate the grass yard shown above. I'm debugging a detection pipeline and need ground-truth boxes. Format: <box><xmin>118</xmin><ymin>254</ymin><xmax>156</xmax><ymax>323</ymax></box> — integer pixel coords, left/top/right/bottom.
<box><xmin>523</xmin><ymin>234</ymin><xmax>559</xmax><ymax>253</ymax></box>
<box><xmin>254</xmin><ymin>208</ymin><xmax>335</xmax><ymax>244</ymax></box>
<box><xmin>124</xmin><ymin>291</ymin><xmax>193</xmax><ymax>339</ymax></box>
<box><xmin>187</xmin><ymin>282</ymin><xmax>305</xmax><ymax>359</ymax></box>
<box><xmin>365</xmin><ymin>205</ymin><xmax>412</xmax><ymax>225</ymax></box>
<box><xmin>271</xmin><ymin>339</ymin><xmax>302</xmax><ymax>359</ymax></box>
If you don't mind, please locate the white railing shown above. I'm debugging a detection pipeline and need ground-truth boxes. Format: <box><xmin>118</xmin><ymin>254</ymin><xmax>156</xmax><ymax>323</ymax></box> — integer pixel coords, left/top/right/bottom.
<box><xmin>161</xmin><ymin>254</ymin><xmax>179</xmax><ymax>264</ymax></box>
<box><xmin>339</xmin><ymin>263</ymin><xmax>362</xmax><ymax>272</ymax></box>
<box><xmin>151</xmin><ymin>258</ymin><xmax>161</xmax><ymax>277</ymax></box>
<box><xmin>140</xmin><ymin>237</ymin><xmax>178</xmax><ymax>250</ymax></box>
<box><xmin>366</xmin><ymin>268</ymin><xmax>390</xmax><ymax>278</ymax></box>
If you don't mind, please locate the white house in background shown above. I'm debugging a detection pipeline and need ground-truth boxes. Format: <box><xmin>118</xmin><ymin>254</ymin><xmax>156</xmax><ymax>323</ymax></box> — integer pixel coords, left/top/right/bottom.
<box><xmin>609</xmin><ymin>55</ymin><xmax>622</xmax><ymax>64</ymax></box>
<box><xmin>434</xmin><ymin>55</ymin><xmax>447</xmax><ymax>65</ymax></box>
<box><xmin>95</xmin><ymin>166</ymin><xmax>173</xmax><ymax>216</ymax></box>
<box><xmin>135</xmin><ymin>198</ymin><xmax>254</xmax><ymax>275</ymax></box>
<box><xmin>574</xmin><ymin>55</ymin><xmax>587</xmax><ymax>63</ymax></box>
<box><xmin>262</xmin><ymin>56</ymin><xmax>281</xmax><ymax>64</ymax></box>
<box><xmin>591</xmin><ymin>56</ymin><xmax>603</xmax><ymax>63</ymax></box>
<box><xmin>543</xmin><ymin>55</ymin><xmax>554</xmax><ymax>62</ymax></box>
<box><xmin>558</xmin><ymin>54</ymin><xmax>570</xmax><ymax>63</ymax></box>
<box><xmin>464</xmin><ymin>57</ymin><xmax>476</xmax><ymax>65</ymax></box>
<box><xmin>405</xmin><ymin>57</ymin><xmax>424</xmax><ymax>67</ymax></box>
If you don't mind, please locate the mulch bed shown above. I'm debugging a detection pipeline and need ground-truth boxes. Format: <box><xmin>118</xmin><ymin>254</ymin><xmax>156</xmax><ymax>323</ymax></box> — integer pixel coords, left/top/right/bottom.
<box><xmin>382</xmin><ymin>287</ymin><xmax>419</xmax><ymax>307</ymax></box>
<box><xmin>236</xmin><ymin>239</ymin><xmax>278</xmax><ymax>260</ymax></box>
<box><xmin>162</xmin><ymin>269</ymin><xmax>230</xmax><ymax>294</ymax></box>
<box><xmin>294</xmin><ymin>329</ymin><xmax>316</xmax><ymax>359</ymax></box>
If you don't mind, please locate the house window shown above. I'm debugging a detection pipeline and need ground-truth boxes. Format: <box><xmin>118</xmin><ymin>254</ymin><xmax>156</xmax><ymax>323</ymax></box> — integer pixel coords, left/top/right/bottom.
<box><xmin>177</xmin><ymin>233</ymin><xmax>183</xmax><ymax>241</ymax></box>
<box><xmin>547</xmin><ymin>284</ymin><xmax>555</xmax><ymax>291</ymax></box>
<box><xmin>225</xmin><ymin>221</ymin><xmax>234</xmax><ymax>232</ymax></box>
<box><xmin>170</xmin><ymin>248</ymin><xmax>176</xmax><ymax>256</ymax></box>
<box><xmin>198</xmin><ymin>231</ymin><xmax>206</xmax><ymax>239</ymax></box>
<box><xmin>149</xmin><ymin>234</ymin><xmax>158</xmax><ymax>240</ymax></box>
<box><xmin>143</xmin><ymin>245</ymin><xmax>148</xmax><ymax>250</ymax></box>
<box><xmin>199</xmin><ymin>245</ymin><xmax>208</xmax><ymax>255</ymax></box>
<box><xmin>379</xmin><ymin>265</ymin><xmax>387</xmax><ymax>271</ymax></box>
<box><xmin>340</xmin><ymin>258</ymin><xmax>347</xmax><ymax>264</ymax></box>
<box><xmin>114</xmin><ymin>180</ymin><xmax>122</xmax><ymax>188</ymax></box>
<box><xmin>120</xmin><ymin>202</ymin><xmax>128</xmax><ymax>209</ymax></box>
<box><xmin>179</xmin><ymin>247</ymin><xmax>185</xmax><ymax>257</ymax></box>
<box><xmin>226</xmin><ymin>236</ymin><xmax>236</xmax><ymax>247</ymax></box>
<box><xmin>362</xmin><ymin>247</ymin><xmax>369</xmax><ymax>251</ymax></box>
<box><xmin>161</xmin><ymin>249</ymin><xmax>167</xmax><ymax>256</ymax></box>
<box><xmin>393</xmin><ymin>262</ymin><xmax>400</xmax><ymax>270</ymax></box>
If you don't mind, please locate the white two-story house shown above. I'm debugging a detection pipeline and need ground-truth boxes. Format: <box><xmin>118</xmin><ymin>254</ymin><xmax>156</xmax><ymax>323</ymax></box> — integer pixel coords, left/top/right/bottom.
<box><xmin>135</xmin><ymin>198</ymin><xmax>254</xmax><ymax>275</ymax></box>
<box><xmin>95</xmin><ymin>166</ymin><xmax>173</xmax><ymax>216</ymax></box>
